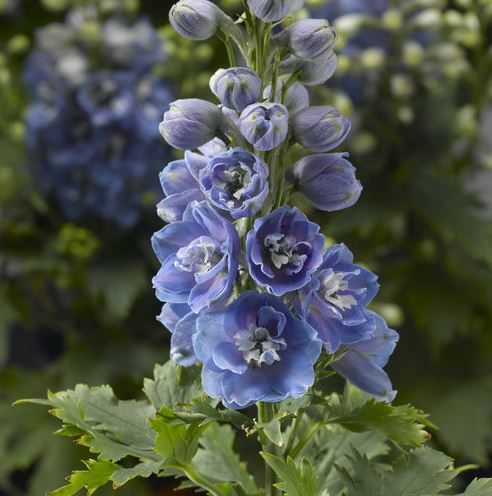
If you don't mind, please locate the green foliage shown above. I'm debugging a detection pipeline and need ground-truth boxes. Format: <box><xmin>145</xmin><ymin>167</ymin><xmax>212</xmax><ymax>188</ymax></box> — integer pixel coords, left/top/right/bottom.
<box><xmin>338</xmin><ymin>447</ymin><xmax>492</xmax><ymax>496</ymax></box>
<box><xmin>142</xmin><ymin>361</ymin><xmax>202</xmax><ymax>411</ymax></box>
<box><xmin>193</xmin><ymin>423</ymin><xmax>258</xmax><ymax>493</ymax></box>
<box><xmin>325</xmin><ymin>387</ymin><xmax>433</xmax><ymax>448</ymax></box>
<box><xmin>262</xmin><ymin>453</ymin><xmax>318</xmax><ymax>496</ymax></box>
<box><xmin>49</xmin><ymin>459</ymin><xmax>119</xmax><ymax>496</ymax></box>
<box><xmin>151</xmin><ymin>415</ymin><xmax>205</xmax><ymax>466</ymax></box>
<box><xmin>16</xmin><ymin>365</ymin><xmax>492</xmax><ymax>496</ymax></box>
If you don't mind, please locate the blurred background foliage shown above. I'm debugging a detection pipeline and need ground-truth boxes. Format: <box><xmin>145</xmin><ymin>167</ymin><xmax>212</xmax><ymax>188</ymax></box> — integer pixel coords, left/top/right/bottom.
<box><xmin>0</xmin><ymin>0</ymin><xmax>491</xmax><ymax>495</ymax></box>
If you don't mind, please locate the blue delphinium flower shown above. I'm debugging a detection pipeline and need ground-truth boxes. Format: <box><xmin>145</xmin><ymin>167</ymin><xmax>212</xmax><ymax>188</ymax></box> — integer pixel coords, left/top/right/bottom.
<box><xmin>210</xmin><ymin>67</ymin><xmax>261</xmax><ymax>113</ymax></box>
<box><xmin>239</xmin><ymin>102</ymin><xmax>289</xmax><ymax>151</ymax></box>
<box><xmin>247</xmin><ymin>0</ymin><xmax>304</xmax><ymax>22</ymax></box>
<box><xmin>331</xmin><ymin>311</ymin><xmax>399</xmax><ymax>402</ymax></box>
<box><xmin>246</xmin><ymin>206</ymin><xmax>325</xmax><ymax>296</ymax></box>
<box><xmin>158</xmin><ymin>303</ymin><xmax>198</xmax><ymax>366</ymax></box>
<box><xmin>159</xmin><ymin>98</ymin><xmax>224</xmax><ymax>150</ymax></box>
<box><xmin>295</xmin><ymin>243</ymin><xmax>379</xmax><ymax>353</ymax></box>
<box><xmin>154</xmin><ymin>0</ymin><xmax>400</xmax><ymax>409</ymax></box>
<box><xmin>263</xmin><ymin>80</ymin><xmax>310</xmax><ymax>114</ymax></box>
<box><xmin>289</xmin><ymin>153</ymin><xmax>362</xmax><ymax>211</ymax></box>
<box><xmin>24</xmin><ymin>14</ymin><xmax>171</xmax><ymax>227</ymax></box>
<box><xmin>152</xmin><ymin>201</ymin><xmax>240</xmax><ymax>314</ymax></box>
<box><xmin>292</xmin><ymin>106</ymin><xmax>351</xmax><ymax>153</ymax></box>
<box><xmin>169</xmin><ymin>0</ymin><xmax>224</xmax><ymax>40</ymax></box>
<box><xmin>156</xmin><ymin>138</ymin><xmax>228</xmax><ymax>223</ymax></box>
<box><xmin>194</xmin><ymin>291</ymin><xmax>321</xmax><ymax>408</ymax></box>
<box><xmin>199</xmin><ymin>148</ymin><xmax>269</xmax><ymax>219</ymax></box>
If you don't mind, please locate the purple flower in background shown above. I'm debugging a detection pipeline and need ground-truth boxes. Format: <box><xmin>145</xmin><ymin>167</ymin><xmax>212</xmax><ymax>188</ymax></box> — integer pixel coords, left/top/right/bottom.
<box><xmin>76</xmin><ymin>71</ymin><xmax>134</xmax><ymax>126</ymax></box>
<box><xmin>295</xmin><ymin>243</ymin><xmax>379</xmax><ymax>352</ymax></box>
<box><xmin>152</xmin><ymin>201</ymin><xmax>239</xmax><ymax>313</ymax></box>
<box><xmin>246</xmin><ymin>206</ymin><xmax>325</xmax><ymax>296</ymax></box>
<box><xmin>292</xmin><ymin>106</ymin><xmax>351</xmax><ymax>153</ymax></box>
<box><xmin>289</xmin><ymin>153</ymin><xmax>362</xmax><ymax>212</ymax></box>
<box><xmin>210</xmin><ymin>67</ymin><xmax>261</xmax><ymax>113</ymax></box>
<box><xmin>194</xmin><ymin>291</ymin><xmax>322</xmax><ymax>408</ymax></box>
<box><xmin>23</xmin><ymin>15</ymin><xmax>171</xmax><ymax>227</ymax></box>
<box><xmin>331</xmin><ymin>311</ymin><xmax>399</xmax><ymax>402</ymax></box>
<box><xmin>239</xmin><ymin>102</ymin><xmax>289</xmax><ymax>151</ymax></box>
<box><xmin>199</xmin><ymin>148</ymin><xmax>269</xmax><ymax>219</ymax></box>
<box><xmin>158</xmin><ymin>303</ymin><xmax>199</xmax><ymax>366</ymax></box>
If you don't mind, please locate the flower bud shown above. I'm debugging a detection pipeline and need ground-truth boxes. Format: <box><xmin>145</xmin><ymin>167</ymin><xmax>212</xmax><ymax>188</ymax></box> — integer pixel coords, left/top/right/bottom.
<box><xmin>290</xmin><ymin>153</ymin><xmax>362</xmax><ymax>212</ymax></box>
<box><xmin>280</xmin><ymin>48</ymin><xmax>337</xmax><ymax>86</ymax></box>
<box><xmin>292</xmin><ymin>106</ymin><xmax>350</xmax><ymax>152</ymax></box>
<box><xmin>282</xmin><ymin>19</ymin><xmax>337</xmax><ymax>59</ymax></box>
<box><xmin>263</xmin><ymin>80</ymin><xmax>310</xmax><ymax>113</ymax></box>
<box><xmin>169</xmin><ymin>0</ymin><xmax>224</xmax><ymax>40</ymax></box>
<box><xmin>247</xmin><ymin>0</ymin><xmax>304</xmax><ymax>22</ymax></box>
<box><xmin>209</xmin><ymin>67</ymin><xmax>261</xmax><ymax>112</ymax></box>
<box><xmin>159</xmin><ymin>98</ymin><xmax>223</xmax><ymax>149</ymax></box>
<box><xmin>239</xmin><ymin>102</ymin><xmax>289</xmax><ymax>151</ymax></box>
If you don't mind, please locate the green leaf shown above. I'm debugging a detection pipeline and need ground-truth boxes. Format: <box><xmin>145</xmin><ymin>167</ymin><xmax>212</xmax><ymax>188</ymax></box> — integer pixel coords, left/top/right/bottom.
<box><xmin>151</xmin><ymin>414</ymin><xmax>206</xmax><ymax>467</ymax></box>
<box><xmin>340</xmin><ymin>447</ymin><xmax>456</xmax><ymax>496</ymax></box>
<box><xmin>89</xmin><ymin>261</ymin><xmax>147</xmax><ymax>319</ymax></box>
<box><xmin>184</xmin><ymin>399</ymin><xmax>252</xmax><ymax>430</ymax></box>
<box><xmin>193</xmin><ymin>423</ymin><xmax>258</xmax><ymax>493</ymax></box>
<box><xmin>111</xmin><ymin>460</ymin><xmax>162</xmax><ymax>488</ymax></box>
<box><xmin>49</xmin><ymin>459</ymin><xmax>119</xmax><ymax>496</ymax></box>
<box><xmin>459</xmin><ymin>478</ymin><xmax>492</xmax><ymax>495</ymax></box>
<box><xmin>142</xmin><ymin>361</ymin><xmax>202</xmax><ymax>411</ymax></box>
<box><xmin>262</xmin><ymin>453</ymin><xmax>318</xmax><ymax>496</ymax></box>
<box><xmin>21</xmin><ymin>384</ymin><xmax>157</xmax><ymax>462</ymax></box>
<box><xmin>327</xmin><ymin>388</ymin><xmax>432</xmax><ymax>447</ymax></box>
<box><xmin>305</xmin><ymin>424</ymin><xmax>389</xmax><ymax>496</ymax></box>
<box><xmin>257</xmin><ymin>417</ymin><xmax>284</xmax><ymax>447</ymax></box>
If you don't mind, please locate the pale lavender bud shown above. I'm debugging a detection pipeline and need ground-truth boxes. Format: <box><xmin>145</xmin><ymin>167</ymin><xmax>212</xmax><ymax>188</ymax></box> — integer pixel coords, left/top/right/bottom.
<box><xmin>159</xmin><ymin>98</ymin><xmax>223</xmax><ymax>150</ymax></box>
<box><xmin>239</xmin><ymin>102</ymin><xmax>289</xmax><ymax>151</ymax></box>
<box><xmin>290</xmin><ymin>153</ymin><xmax>362</xmax><ymax>212</ymax></box>
<box><xmin>280</xmin><ymin>49</ymin><xmax>337</xmax><ymax>86</ymax></box>
<box><xmin>169</xmin><ymin>0</ymin><xmax>223</xmax><ymax>40</ymax></box>
<box><xmin>209</xmin><ymin>67</ymin><xmax>261</xmax><ymax>112</ymax></box>
<box><xmin>263</xmin><ymin>80</ymin><xmax>310</xmax><ymax>113</ymax></box>
<box><xmin>282</xmin><ymin>19</ymin><xmax>337</xmax><ymax>59</ymax></box>
<box><xmin>292</xmin><ymin>106</ymin><xmax>350</xmax><ymax>152</ymax></box>
<box><xmin>247</xmin><ymin>0</ymin><xmax>304</xmax><ymax>22</ymax></box>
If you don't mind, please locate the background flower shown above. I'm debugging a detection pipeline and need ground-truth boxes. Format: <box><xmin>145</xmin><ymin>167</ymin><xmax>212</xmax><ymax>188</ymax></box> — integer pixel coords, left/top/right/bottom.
<box><xmin>24</xmin><ymin>14</ymin><xmax>171</xmax><ymax>227</ymax></box>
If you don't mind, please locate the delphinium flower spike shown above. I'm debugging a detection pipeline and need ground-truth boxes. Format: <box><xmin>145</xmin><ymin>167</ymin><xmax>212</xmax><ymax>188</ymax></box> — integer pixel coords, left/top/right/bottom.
<box><xmin>154</xmin><ymin>0</ymin><xmax>399</xmax><ymax>410</ymax></box>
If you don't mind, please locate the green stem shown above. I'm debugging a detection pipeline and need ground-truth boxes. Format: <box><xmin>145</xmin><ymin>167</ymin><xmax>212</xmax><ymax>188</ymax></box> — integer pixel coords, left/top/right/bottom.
<box><xmin>269</xmin><ymin>51</ymin><xmax>282</xmax><ymax>102</ymax></box>
<box><xmin>255</xmin><ymin>17</ymin><xmax>264</xmax><ymax>80</ymax></box>
<box><xmin>180</xmin><ymin>465</ymin><xmax>225</xmax><ymax>496</ymax></box>
<box><xmin>258</xmin><ymin>402</ymin><xmax>276</xmax><ymax>496</ymax></box>
<box><xmin>284</xmin><ymin>410</ymin><xmax>302</xmax><ymax>456</ymax></box>
<box><xmin>289</xmin><ymin>422</ymin><xmax>322</xmax><ymax>459</ymax></box>
<box><xmin>280</xmin><ymin>70</ymin><xmax>302</xmax><ymax>102</ymax></box>
<box><xmin>222</xmin><ymin>31</ymin><xmax>237</xmax><ymax>67</ymax></box>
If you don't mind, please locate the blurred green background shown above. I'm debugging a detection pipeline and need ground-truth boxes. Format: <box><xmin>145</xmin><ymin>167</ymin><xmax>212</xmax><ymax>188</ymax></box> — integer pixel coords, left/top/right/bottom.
<box><xmin>0</xmin><ymin>0</ymin><xmax>491</xmax><ymax>494</ymax></box>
